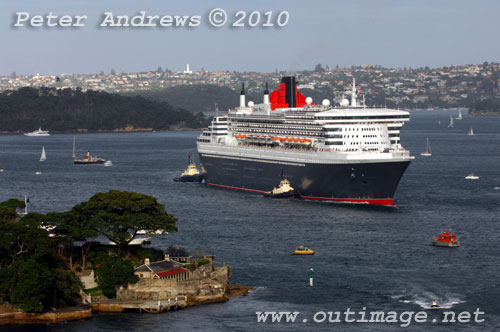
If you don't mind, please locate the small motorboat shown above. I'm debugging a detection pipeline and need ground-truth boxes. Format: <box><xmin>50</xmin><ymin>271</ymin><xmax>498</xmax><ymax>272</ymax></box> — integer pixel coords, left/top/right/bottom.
<box><xmin>292</xmin><ymin>245</ymin><xmax>315</xmax><ymax>255</ymax></box>
<box><xmin>104</xmin><ymin>160</ymin><xmax>113</xmax><ymax>167</ymax></box>
<box><xmin>174</xmin><ymin>152</ymin><xmax>203</xmax><ymax>182</ymax></box>
<box><xmin>465</xmin><ymin>173</ymin><xmax>479</xmax><ymax>180</ymax></box>
<box><xmin>263</xmin><ymin>178</ymin><xmax>300</xmax><ymax>199</ymax></box>
<box><xmin>35</xmin><ymin>171</ymin><xmax>42</xmax><ymax>175</ymax></box>
<box><xmin>432</xmin><ymin>228</ymin><xmax>460</xmax><ymax>247</ymax></box>
<box><xmin>430</xmin><ymin>300</ymin><xmax>440</xmax><ymax>309</ymax></box>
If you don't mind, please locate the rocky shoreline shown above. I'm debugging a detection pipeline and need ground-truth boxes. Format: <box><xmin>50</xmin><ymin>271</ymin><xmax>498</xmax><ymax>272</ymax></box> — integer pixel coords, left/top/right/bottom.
<box><xmin>0</xmin><ymin>285</ymin><xmax>251</xmax><ymax>325</ymax></box>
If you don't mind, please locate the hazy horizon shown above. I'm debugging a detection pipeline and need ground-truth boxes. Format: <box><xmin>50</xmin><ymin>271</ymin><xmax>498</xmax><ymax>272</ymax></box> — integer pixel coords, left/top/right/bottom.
<box><xmin>1</xmin><ymin>0</ymin><xmax>499</xmax><ymax>76</ymax></box>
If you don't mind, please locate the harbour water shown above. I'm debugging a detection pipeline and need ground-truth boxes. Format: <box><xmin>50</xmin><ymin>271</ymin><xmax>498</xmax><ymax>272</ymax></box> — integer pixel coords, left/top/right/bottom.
<box><xmin>0</xmin><ymin>110</ymin><xmax>499</xmax><ymax>331</ymax></box>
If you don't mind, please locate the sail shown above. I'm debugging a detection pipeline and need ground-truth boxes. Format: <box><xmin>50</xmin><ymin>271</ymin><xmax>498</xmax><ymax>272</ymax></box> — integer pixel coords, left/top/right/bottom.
<box><xmin>40</xmin><ymin>146</ymin><xmax>46</xmax><ymax>161</ymax></box>
<box><xmin>448</xmin><ymin>115</ymin><xmax>454</xmax><ymax>128</ymax></box>
<box><xmin>420</xmin><ymin>138</ymin><xmax>432</xmax><ymax>156</ymax></box>
<box><xmin>468</xmin><ymin>127</ymin><xmax>474</xmax><ymax>136</ymax></box>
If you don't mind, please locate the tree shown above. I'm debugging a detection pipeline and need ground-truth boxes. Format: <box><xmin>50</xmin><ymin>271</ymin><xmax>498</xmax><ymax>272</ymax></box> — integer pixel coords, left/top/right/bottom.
<box><xmin>94</xmin><ymin>253</ymin><xmax>138</xmax><ymax>298</ymax></box>
<box><xmin>0</xmin><ymin>198</ymin><xmax>25</xmax><ymax>222</ymax></box>
<box><xmin>0</xmin><ymin>208</ymin><xmax>82</xmax><ymax>312</ymax></box>
<box><xmin>71</xmin><ymin>190</ymin><xmax>177</xmax><ymax>253</ymax></box>
<box><xmin>314</xmin><ymin>63</ymin><xmax>324</xmax><ymax>72</ymax></box>
<box><xmin>39</xmin><ymin>211</ymin><xmax>99</xmax><ymax>269</ymax></box>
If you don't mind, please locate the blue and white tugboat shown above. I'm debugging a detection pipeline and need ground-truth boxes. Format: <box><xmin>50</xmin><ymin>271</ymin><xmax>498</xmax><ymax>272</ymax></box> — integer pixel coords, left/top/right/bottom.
<box><xmin>174</xmin><ymin>152</ymin><xmax>203</xmax><ymax>183</ymax></box>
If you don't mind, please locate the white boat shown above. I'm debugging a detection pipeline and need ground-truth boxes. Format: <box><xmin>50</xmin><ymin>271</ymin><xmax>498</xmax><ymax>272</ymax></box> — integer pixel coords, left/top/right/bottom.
<box><xmin>456</xmin><ymin>111</ymin><xmax>463</xmax><ymax>120</ymax></box>
<box><xmin>447</xmin><ymin>115</ymin><xmax>454</xmax><ymax>128</ymax></box>
<box><xmin>465</xmin><ymin>173</ymin><xmax>479</xmax><ymax>180</ymax></box>
<box><xmin>468</xmin><ymin>127</ymin><xmax>474</xmax><ymax>136</ymax></box>
<box><xmin>430</xmin><ymin>300</ymin><xmax>440</xmax><ymax>309</ymax></box>
<box><xmin>104</xmin><ymin>160</ymin><xmax>113</xmax><ymax>167</ymax></box>
<box><xmin>420</xmin><ymin>137</ymin><xmax>432</xmax><ymax>157</ymax></box>
<box><xmin>24</xmin><ymin>128</ymin><xmax>50</xmax><ymax>136</ymax></box>
<box><xmin>35</xmin><ymin>171</ymin><xmax>42</xmax><ymax>175</ymax></box>
<box><xmin>40</xmin><ymin>146</ymin><xmax>46</xmax><ymax>162</ymax></box>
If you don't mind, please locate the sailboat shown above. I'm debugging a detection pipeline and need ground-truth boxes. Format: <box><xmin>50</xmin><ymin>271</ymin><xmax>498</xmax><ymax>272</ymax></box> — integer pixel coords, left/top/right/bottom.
<box><xmin>447</xmin><ymin>114</ymin><xmax>454</xmax><ymax>128</ymax></box>
<box><xmin>420</xmin><ymin>138</ymin><xmax>432</xmax><ymax>157</ymax></box>
<box><xmin>40</xmin><ymin>146</ymin><xmax>47</xmax><ymax>162</ymax></box>
<box><xmin>468</xmin><ymin>127</ymin><xmax>474</xmax><ymax>136</ymax></box>
<box><xmin>456</xmin><ymin>111</ymin><xmax>463</xmax><ymax>120</ymax></box>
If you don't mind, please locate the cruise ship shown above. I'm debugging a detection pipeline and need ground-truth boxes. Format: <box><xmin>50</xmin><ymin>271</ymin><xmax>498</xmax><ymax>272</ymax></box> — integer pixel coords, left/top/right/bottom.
<box><xmin>197</xmin><ymin>76</ymin><xmax>414</xmax><ymax>206</ymax></box>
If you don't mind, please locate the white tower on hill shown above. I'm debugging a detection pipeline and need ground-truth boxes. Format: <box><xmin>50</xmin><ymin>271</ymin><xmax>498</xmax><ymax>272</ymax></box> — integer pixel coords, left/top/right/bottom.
<box><xmin>183</xmin><ymin>64</ymin><xmax>192</xmax><ymax>74</ymax></box>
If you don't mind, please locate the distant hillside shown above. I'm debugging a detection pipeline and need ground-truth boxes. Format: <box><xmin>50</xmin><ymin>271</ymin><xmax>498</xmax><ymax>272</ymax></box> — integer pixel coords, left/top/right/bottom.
<box><xmin>0</xmin><ymin>87</ymin><xmax>207</xmax><ymax>133</ymax></box>
<box><xmin>127</xmin><ymin>84</ymin><xmax>240</xmax><ymax>114</ymax></box>
<box><xmin>126</xmin><ymin>84</ymin><xmax>334</xmax><ymax>113</ymax></box>
<box><xmin>469</xmin><ymin>98</ymin><xmax>500</xmax><ymax>115</ymax></box>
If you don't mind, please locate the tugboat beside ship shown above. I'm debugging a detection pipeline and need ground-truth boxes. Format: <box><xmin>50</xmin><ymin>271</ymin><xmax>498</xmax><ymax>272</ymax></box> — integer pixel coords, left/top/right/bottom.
<box><xmin>174</xmin><ymin>152</ymin><xmax>203</xmax><ymax>183</ymax></box>
<box><xmin>196</xmin><ymin>76</ymin><xmax>414</xmax><ymax>206</ymax></box>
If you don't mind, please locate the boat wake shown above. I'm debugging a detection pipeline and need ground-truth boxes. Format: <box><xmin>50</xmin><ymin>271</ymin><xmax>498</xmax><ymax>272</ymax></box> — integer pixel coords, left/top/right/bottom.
<box><xmin>493</xmin><ymin>187</ymin><xmax>500</xmax><ymax>190</ymax></box>
<box><xmin>391</xmin><ymin>291</ymin><xmax>464</xmax><ymax>309</ymax></box>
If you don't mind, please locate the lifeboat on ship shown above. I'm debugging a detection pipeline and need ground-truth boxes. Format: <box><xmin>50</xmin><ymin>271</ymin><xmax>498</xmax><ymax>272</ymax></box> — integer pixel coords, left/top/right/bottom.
<box><xmin>432</xmin><ymin>229</ymin><xmax>460</xmax><ymax>247</ymax></box>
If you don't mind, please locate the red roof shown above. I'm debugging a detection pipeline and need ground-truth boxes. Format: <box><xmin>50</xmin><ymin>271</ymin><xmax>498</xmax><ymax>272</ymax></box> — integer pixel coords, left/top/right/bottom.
<box><xmin>154</xmin><ymin>268</ymin><xmax>189</xmax><ymax>278</ymax></box>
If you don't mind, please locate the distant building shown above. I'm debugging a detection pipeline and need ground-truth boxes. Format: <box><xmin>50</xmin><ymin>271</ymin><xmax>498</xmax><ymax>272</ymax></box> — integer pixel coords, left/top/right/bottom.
<box><xmin>183</xmin><ymin>64</ymin><xmax>193</xmax><ymax>74</ymax></box>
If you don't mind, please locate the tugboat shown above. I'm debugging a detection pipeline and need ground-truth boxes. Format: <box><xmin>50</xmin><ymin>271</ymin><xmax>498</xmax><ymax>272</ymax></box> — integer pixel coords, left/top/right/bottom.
<box><xmin>292</xmin><ymin>245</ymin><xmax>315</xmax><ymax>255</ymax></box>
<box><xmin>174</xmin><ymin>152</ymin><xmax>203</xmax><ymax>182</ymax></box>
<box><xmin>263</xmin><ymin>169</ymin><xmax>300</xmax><ymax>199</ymax></box>
<box><xmin>263</xmin><ymin>178</ymin><xmax>300</xmax><ymax>199</ymax></box>
<box><xmin>73</xmin><ymin>151</ymin><xmax>106</xmax><ymax>165</ymax></box>
<box><xmin>432</xmin><ymin>229</ymin><xmax>460</xmax><ymax>247</ymax></box>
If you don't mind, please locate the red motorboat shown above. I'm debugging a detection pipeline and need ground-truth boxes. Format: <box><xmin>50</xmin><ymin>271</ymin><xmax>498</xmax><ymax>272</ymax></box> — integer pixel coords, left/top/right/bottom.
<box><xmin>432</xmin><ymin>229</ymin><xmax>460</xmax><ymax>247</ymax></box>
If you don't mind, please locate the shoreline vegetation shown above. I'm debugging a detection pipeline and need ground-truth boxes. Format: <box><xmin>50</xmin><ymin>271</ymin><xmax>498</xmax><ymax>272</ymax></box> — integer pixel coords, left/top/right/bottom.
<box><xmin>0</xmin><ymin>191</ymin><xmax>250</xmax><ymax>326</ymax></box>
<box><xmin>0</xmin><ymin>87</ymin><xmax>208</xmax><ymax>133</ymax></box>
<box><xmin>0</xmin><ymin>84</ymin><xmax>498</xmax><ymax>135</ymax></box>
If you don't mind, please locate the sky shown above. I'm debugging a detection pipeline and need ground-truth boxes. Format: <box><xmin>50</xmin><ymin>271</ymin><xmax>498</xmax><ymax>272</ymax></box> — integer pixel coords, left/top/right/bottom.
<box><xmin>1</xmin><ymin>0</ymin><xmax>499</xmax><ymax>75</ymax></box>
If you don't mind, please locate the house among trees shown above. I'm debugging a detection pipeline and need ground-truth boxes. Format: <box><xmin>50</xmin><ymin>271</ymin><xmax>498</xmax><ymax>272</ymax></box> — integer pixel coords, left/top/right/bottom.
<box><xmin>134</xmin><ymin>255</ymin><xmax>192</xmax><ymax>282</ymax></box>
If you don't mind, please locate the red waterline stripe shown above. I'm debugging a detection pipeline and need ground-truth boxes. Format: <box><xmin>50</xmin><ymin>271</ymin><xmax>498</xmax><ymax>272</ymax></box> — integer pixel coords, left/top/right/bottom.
<box><xmin>206</xmin><ymin>183</ymin><xmax>394</xmax><ymax>206</ymax></box>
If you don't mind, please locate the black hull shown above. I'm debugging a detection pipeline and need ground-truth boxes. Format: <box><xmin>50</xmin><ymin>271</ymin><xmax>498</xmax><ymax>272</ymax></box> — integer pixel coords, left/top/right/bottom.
<box><xmin>199</xmin><ymin>153</ymin><xmax>411</xmax><ymax>205</ymax></box>
<box><xmin>263</xmin><ymin>191</ymin><xmax>300</xmax><ymax>199</ymax></box>
<box><xmin>174</xmin><ymin>175</ymin><xmax>203</xmax><ymax>183</ymax></box>
<box><xmin>74</xmin><ymin>161</ymin><xmax>105</xmax><ymax>165</ymax></box>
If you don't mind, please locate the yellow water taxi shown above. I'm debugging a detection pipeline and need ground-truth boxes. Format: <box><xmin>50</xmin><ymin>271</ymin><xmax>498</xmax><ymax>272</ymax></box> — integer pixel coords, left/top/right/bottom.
<box><xmin>292</xmin><ymin>245</ymin><xmax>315</xmax><ymax>255</ymax></box>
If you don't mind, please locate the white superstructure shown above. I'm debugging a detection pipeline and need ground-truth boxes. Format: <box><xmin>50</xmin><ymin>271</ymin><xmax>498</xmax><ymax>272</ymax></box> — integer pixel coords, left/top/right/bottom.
<box><xmin>197</xmin><ymin>79</ymin><xmax>413</xmax><ymax>164</ymax></box>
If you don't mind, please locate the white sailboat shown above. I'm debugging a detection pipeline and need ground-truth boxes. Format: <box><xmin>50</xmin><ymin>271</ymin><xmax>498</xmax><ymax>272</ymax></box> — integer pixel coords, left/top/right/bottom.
<box><xmin>456</xmin><ymin>111</ymin><xmax>463</xmax><ymax>120</ymax></box>
<box><xmin>420</xmin><ymin>137</ymin><xmax>432</xmax><ymax>156</ymax></box>
<box><xmin>447</xmin><ymin>114</ymin><xmax>454</xmax><ymax>128</ymax></box>
<box><xmin>72</xmin><ymin>136</ymin><xmax>76</xmax><ymax>159</ymax></box>
<box><xmin>40</xmin><ymin>146</ymin><xmax>46</xmax><ymax>162</ymax></box>
<box><xmin>468</xmin><ymin>127</ymin><xmax>474</xmax><ymax>136</ymax></box>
